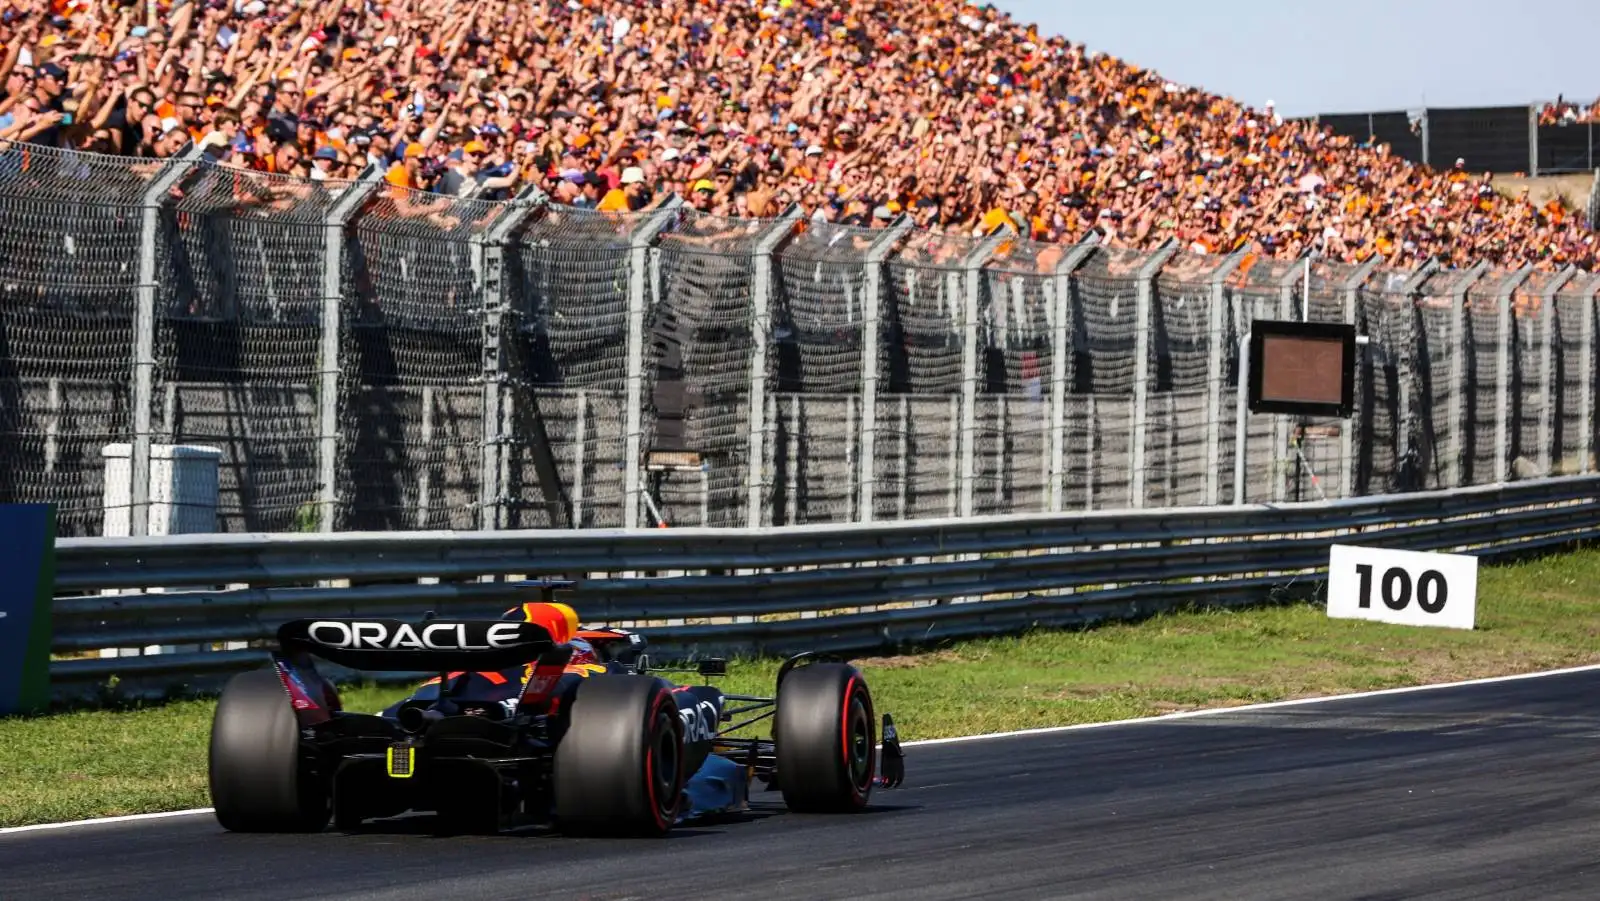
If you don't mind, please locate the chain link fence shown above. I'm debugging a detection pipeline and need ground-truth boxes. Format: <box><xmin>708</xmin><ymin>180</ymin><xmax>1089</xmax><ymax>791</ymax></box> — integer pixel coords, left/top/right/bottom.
<box><xmin>883</xmin><ymin>230</ymin><xmax>983</xmax><ymax>520</ymax></box>
<box><xmin>505</xmin><ymin>204</ymin><xmax>647</xmax><ymax>529</ymax></box>
<box><xmin>340</xmin><ymin>183</ymin><xmax>503</xmax><ymax>532</ymax></box>
<box><xmin>0</xmin><ymin>146</ymin><xmax>156</xmax><ymax>537</ymax></box>
<box><xmin>2</xmin><ymin>145</ymin><xmax>1596</xmax><ymax>534</ymax></box>
<box><xmin>159</xmin><ymin>163</ymin><xmax>343</xmax><ymax>532</ymax></box>
<box><xmin>980</xmin><ymin>238</ymin><xmax>1063</xmax><ymax>515</ymax></box>
<box><xmin>772</xmin><ymin>219</ymin><xmax>880</xmax><ymax>525</ymax></box>
<box><xmin>650</xmin><ymin>210</ymin><xmax>785</xmax><ymax>528</ymax></box>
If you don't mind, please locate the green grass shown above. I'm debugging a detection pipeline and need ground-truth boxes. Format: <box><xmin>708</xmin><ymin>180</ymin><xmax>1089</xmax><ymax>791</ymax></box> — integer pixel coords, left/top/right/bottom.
<box><xmin>6</xmin><ymin>547</ymin><xmax>1600</xmax><ymax>828</ymax></box>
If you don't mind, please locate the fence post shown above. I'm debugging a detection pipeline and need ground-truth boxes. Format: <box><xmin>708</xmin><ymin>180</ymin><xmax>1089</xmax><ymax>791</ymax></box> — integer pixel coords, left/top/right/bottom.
<box><xmin>1588</xmin><ymin>168</ymin><xmax>1600</xmax><ymax>227</ymax></box>
<box><xmin>1049</xmin><ymin>235</ymin><xmax>1101</xmax><ymax>512</ymax></box>
<box><xmin>747</xmin><ymin>205</ymin><xmax>803</xmax><ymax>529</ymax></box>
<box><xmin>1340</xmin><ymin>257</ymin><xmax>1381</xmax><ymax>497</ymax></box>
<box><xmin>474</xmin><ymin>189</ymin><xmax>543</xmax><ymax>531</ymax></box>
<box><xmin>621</xmin><ymin>197</ymin><xmax>681</xmax><ymax>529</ymax></box>
<box><xmin>1203</xmin><ymin>252</ymin><xmax>1246</xmax><ymax>506</ymax></box>
<box><xmin>958</xmin><ymin>227</ymin><xmax>1011</xmax><ymax>519</ymax></box>
<box><xmin>1391</xmin><ymin>260</ymin><xmax>1441</xmax><ymax>494</ymax></box>
<box><xmin>1420</xmin><ymin>110</ymin><xmax>1432</xmax><ymax>168</ymax></box>
<box><xmin>1539</xmin><ymin>268</ymin><xmax>1578</xmax><ymax>476</ymax></box>
<box><xmin>1447</xmin><ymin>262</ymin><xmax>1489</xmax><ymax>488</ymax></box>
<box><xmin>1495</xmin><ymin>266</ymin><xmax>1534</xmax><ymax>484</ymax></box>
<box><xmin>1528</xmin><ymin>104</ymin><xmax>1540</xmax><ymax>177</ymax></box>
<box><xmin>1271</xmin><ymin>253</ymin><xmax>1309</xmax><ymax>503</ymax></box>
<box><xmin>1130</xmin><ymin>240</ymin><xmax>1178</xmax><ymax>509</ymax></box>
<box><xmin>316</xmin><ymin>165</ymin><xmax>383</xmax><ymax>533</ymax></box>
<box><xmin>1583</xmin><ymin>275</ymin><xmax>1600</xmax><ymax>475</ymax></box>
<box><xmin>131</xmin><ymin>145</ymin><xmax>202</xmax><ymax>538</ymax></box>
<box><xmin>856</xmin><ymin>214</ymin><xmax>912</xmax><ymax>524</ymax></box>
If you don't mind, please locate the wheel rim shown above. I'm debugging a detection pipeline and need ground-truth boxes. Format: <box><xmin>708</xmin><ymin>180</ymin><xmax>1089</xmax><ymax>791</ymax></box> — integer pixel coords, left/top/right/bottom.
<box><xmin>845</xmin><ymin>695</ymin><xmax>872</xmax><ymax>793</ymax></box>
<box><xmin>648</xmin><ymin>708</ymin><xmax>679</xmax><ymax>821</ymax></box>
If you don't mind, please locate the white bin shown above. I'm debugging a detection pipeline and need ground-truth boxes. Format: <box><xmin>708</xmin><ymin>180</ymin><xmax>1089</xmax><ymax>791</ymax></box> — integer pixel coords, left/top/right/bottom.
<box><xmin>101</xmin><ymin>442</ymin><xmax>222</xmax><ymax>537</ymax></box>
<box><xmin>100</xmin><ymin>443</ymin><xmax>223</xmax><ymax>658</ymax></box>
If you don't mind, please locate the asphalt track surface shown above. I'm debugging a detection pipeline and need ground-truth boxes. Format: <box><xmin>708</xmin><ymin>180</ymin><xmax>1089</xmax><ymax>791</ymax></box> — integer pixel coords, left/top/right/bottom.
<box><xmin>6</xmin><ymin>669</ymin><xmax>1600</xmax><ymax>901</ymax></box>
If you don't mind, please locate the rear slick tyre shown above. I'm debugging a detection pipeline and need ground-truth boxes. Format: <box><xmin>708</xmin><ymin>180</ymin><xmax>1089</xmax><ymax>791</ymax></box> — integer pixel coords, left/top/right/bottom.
<box><xmin>208</xmin><ymin>668</ymin><xmax>330</xmax><ymax>833</ymax></box>
<box><xmin>774</xmin><ymin>662</ymin><xmax>876</xmax><ymax>813</ymax></box>
<box><xmin>553</xmin><ymin>675</ymin><xmax>685</xmax><ymax>837</ymax></box>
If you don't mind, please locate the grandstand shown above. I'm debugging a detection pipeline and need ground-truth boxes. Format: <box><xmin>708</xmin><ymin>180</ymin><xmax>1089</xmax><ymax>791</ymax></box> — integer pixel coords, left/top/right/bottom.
<box><xmin>0</xmin><ymin>0</ymin><xmax>1593</xmax><ymax>271</ymax></box>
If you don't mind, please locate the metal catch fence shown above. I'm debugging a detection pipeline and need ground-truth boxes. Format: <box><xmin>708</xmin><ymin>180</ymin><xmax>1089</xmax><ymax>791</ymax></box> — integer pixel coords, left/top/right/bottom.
<box><xmin>3</xmin><ymin>144</ymin><xmax>1599</xmax><ymax>537</ymax></box>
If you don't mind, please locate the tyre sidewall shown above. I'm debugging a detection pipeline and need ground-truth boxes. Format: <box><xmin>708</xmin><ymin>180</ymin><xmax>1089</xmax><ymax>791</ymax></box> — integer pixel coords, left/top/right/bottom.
<box><xmin>775</xmin><ymin>663</ymin><xmax>876</xmax><ymax>812</ymax></box>
<box><xmin>209</xmin><ymin>668</ymin><xmax>328</xmax><ymax>832</ymax></box>
<box><xmin>553</xmin><ymin>675</ymin><xmax>685</xmax><ymax>836</ymax></box>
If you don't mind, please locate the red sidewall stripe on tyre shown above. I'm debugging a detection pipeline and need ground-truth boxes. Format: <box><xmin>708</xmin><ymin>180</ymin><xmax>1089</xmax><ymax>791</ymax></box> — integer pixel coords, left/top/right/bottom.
<box><xmin>842</xmin><ymin>676</ymin><xmax>872</xmax><ymax>801</ymax></box>
<box><xmin>645</xmin><ymin>691</ymin><xmax>675</xmax><ymax>831</ymax></box>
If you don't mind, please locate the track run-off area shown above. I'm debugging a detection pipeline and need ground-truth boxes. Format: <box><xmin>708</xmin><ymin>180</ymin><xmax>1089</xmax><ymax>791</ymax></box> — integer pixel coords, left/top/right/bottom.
<box><xmin>5</xmin><ymin>666</ymin><xmax>1600</xmax><ymax>900</ymax></box>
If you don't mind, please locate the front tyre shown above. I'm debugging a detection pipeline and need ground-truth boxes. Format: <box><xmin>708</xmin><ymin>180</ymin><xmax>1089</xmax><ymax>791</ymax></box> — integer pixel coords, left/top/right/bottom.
<box><xmin>774</xmin><ymin>662</ymin><xmax>876</xmax><ymax>813</ymax></box>
<box><xmin>553</xmin><ymin>676</ymin><xmax>685</xmax><ymax>836</ymax></box>
<box><xmin>208</xmin><ymin>668</ymin><xmax>330</xmax><ymax>833</ymax></box>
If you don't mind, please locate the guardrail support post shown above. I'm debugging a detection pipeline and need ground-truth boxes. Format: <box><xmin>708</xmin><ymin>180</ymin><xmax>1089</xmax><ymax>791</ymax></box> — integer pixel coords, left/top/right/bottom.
<box><xmin>857</xmin><ymin>214</ymin><xmax>913</xmax><ymax>524</ymax></box>
<box><xmin>1130</xmin><ymin>240</ymin><xmax>1178</xmax><ymax>509</ymax></box>
<box><xmin>475</xmin><ymin>188</ymin><xmax>543</xmax><ymax>531</ymax></box>
<box><xmin>956</xmin><ymin>228</ymin><xmax>1011</xmax><ymax>519</ymax></box>
<box><xmin>1584</xmin><ymin>276</ymin><xmax>1600</xmax><ymax>475</ymax></box>
<box><xmin>747</xmin><ymin>205</ymin><xmax>803</xmax><ymax>529</ymax></box>
<box><xmin>1204</xmin><ymin>252</ymin><xmax>1246</xmax><ymax>506</ymax></box>
<box><xmin>622</xmin><ymin>198</ymin><xmax>681</xmax><ymax>529</ymax></box>
<box><xmin>1447</xmin><ymin>263</ymin><xmax>1489</xmax><ymax>488</ymax></box>
<box><xmin>1232</xmin><ymin>324</ymin><xmax>1250</xmax><ymax>506</ymax></box>
<box><xmin>1050</xmin><ymin>236</ymin><xmax>1101</xmax><ymax>512</ymax></box>
<box><xmin>1496</xmin><ymin>266</ymin><xmax>1534</xmax><ymax>484</ymax></box>
<box><xmin>1539</xmin><ymin>268</ymin><xmax>1577</xmax><ymax>477</ymax></box>
<box><xmin>1339</xmin><ymin>258</ymin><xmax>1380</xmax><ymax>498</ymax></box>
<box><xmin>131</xmin><ymin>145</ymin><xmax>202</xmax><ymax>537</ymax></box>
<box><xmin>315</xmin><ymin>165</ymin><xmax>383</xmax><ymax>534</ymax></box>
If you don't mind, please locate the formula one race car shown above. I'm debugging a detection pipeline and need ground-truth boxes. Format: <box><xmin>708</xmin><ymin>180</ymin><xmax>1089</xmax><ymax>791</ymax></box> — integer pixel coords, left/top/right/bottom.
<box><xmin>207</xmin><ymin>583</ymin><xmax>905</xmax><ymax>836</ymax></box>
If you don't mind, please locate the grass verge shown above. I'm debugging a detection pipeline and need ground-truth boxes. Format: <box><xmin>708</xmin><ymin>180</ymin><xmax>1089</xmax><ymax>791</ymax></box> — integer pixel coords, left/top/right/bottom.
<box><xmin>6</xmin><ymin>548</ymin><xmax>1600</xmax><ymax>828</ymax></box>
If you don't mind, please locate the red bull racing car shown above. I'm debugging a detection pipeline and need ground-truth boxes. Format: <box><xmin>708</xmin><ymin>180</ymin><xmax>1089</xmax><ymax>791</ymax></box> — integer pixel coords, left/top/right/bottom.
<box><xmin>207</xmin><ymin>582</ymin><xmax>905</xmax><ymax>836</ymax></box>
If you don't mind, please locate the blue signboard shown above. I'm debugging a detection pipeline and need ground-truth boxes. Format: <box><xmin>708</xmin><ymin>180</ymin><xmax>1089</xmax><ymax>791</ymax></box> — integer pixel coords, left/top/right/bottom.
<box><xmin>0</xmin><ymin>504</ymin><xmax>56</xmax><ymax>715</ymax></box>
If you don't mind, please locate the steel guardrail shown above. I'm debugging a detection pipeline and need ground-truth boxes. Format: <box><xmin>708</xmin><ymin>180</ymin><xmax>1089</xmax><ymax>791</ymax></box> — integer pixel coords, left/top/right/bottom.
<box><xmin>48</xmin><ymin>475</ymin><xmax>1600</xmax><ymax>699</ymax></box>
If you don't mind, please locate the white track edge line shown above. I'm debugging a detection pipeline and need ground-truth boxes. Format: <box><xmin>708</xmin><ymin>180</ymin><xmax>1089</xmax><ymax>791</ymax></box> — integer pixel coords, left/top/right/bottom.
<box><xmin>0</xmin><ymin>807</ymin><xmax>215</xmax><ymax>835</ymax></box>
<box><xmin>896</xmin><ymin>662</ymin><xmax>1600</xmax><ymax>747</ymax></box>
<box><xmin>8</xmin><ymin>662</ymin><xmax>1600</xmax><ymax>836</ymax></box>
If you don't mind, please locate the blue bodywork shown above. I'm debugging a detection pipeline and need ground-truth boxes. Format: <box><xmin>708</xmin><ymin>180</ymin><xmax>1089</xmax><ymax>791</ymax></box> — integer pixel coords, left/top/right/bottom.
<box><xmin>679</xmin><ymin>751</ymin><xmax>750</xmax><ymax>821</ymax></box>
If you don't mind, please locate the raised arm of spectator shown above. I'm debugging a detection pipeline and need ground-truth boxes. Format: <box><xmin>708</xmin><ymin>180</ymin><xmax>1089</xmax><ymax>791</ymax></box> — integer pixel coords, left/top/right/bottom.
<box><xmin>8</xmin><ymin>109</ymin><xmax>62</xmax><ymax>144</ymax></box>
<box><xmin>68</xmin><ymin>58</ymin><xmax>107</xmax><ymax>136</ymax></box>
<box><xmin>219</xmin><ymin>19</ymin><xmax>258</xmax><ymax>91</ymax></box>
<box><xmin>436</xmin><ymin>1</ymin><xmax>479</xmax><ymax>74</ymax></box>
<box><xmin>148</xmin><ymin>1</ymin><xmax>195</xmax><ymax>95</ymax></box>
<box><xmin>89</xmin><ymin>81</ymin><xmax>125</xmax><ymax>132</ymax></box>
<box><xmin>417</xmin><ymin>90</ymin><xmax>458</xmax><ymax>151</ymax></box>
<box><xmin>1</xmin><ymin>16</ymin><xmax>37</xmax><ymax>86</ymax></box>
<box><xmin>0</xmin><ymin>106</ymin><xmax>35</xmax><ymax>142</ymax></box>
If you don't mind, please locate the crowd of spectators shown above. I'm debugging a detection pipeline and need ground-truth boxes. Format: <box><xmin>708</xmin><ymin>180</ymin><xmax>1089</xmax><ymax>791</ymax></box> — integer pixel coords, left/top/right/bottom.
<box><xmin>0</xmin><ymin>0</ymin><xmax>1594</xmax><ymax>271</ymax></box>
<box><xmin>1539</xmin><ymin>95</ymin><xmax>1600</xmax><ymax>126</ymax></box>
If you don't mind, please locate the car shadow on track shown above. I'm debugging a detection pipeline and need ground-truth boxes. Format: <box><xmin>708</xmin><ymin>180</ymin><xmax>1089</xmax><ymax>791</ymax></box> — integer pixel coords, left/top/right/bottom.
<box><xmin>323</xmin><ymin>800</ymin><xmax>915</xmax><ymax>841</ymax></box>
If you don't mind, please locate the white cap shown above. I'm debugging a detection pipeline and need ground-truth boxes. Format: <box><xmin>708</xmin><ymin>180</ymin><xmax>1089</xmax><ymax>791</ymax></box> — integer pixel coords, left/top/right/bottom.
<box><xmin>621</xmin><ymin>166</ymin><xmax>646</xmax><ymax>185</ymax></box>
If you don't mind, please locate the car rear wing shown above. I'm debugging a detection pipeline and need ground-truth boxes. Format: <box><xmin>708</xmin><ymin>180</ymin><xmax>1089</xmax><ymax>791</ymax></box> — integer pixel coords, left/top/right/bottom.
<box><xmin>276</xmin><ymin>618</ymin><xmax>563</xmax><ymax>672</ymax></box>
